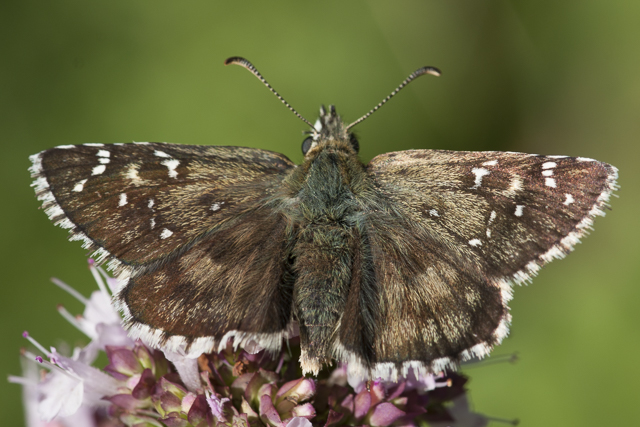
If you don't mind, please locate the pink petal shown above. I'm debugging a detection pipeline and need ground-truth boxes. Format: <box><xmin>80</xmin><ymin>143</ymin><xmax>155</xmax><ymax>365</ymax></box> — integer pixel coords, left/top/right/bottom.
<box><xmin>259</xmin><ymin>393</ymin><xmax>283</xmax><ymax>426</ymax></box>
<box><xmin>291</xmin><ymin>402</ymin><xmax>316</xmax><ymax>419</ymax></box>
<box><xmin>353</xmin><ymin>390</ymin><xmax>371</xmax><ymax>420</ymax></box>
<box><xmin>325</xmin><ymin>409</ymin><xmax>345</xmax><ymax>427</ymax></box>
<box><xmin>369</xmin><ymin>381</ymin><xmax>386</xmax><ymax>406</ymax></box>
<box><xmin>368</xmin><ymin>402</ymin><xmax>406</xmax><ymax>427</ymax></box>
<box><xmin>277</xmin><ymin>378</ymin><xmax>316</xmax><ymax>402</ymax></box>
<box><xmin>286</xmin><ymin>417</ymin><xmax>313</xmax><ymax>427</ymax></box>
<box><xmin>189</xmin><ymin>394</ymin><xmax>215</xmax><ymax>425</ymax></box>
<box><xmin>131</xmin><ymin>368</ymin><xmax>156</xmax><ymax>399</ymax></box>
<box><xmin>38</xmin><ymin>373</ymin><xmax>83</xmax><ymax>421</ymax></box>
<box><xmin>163</xmin><ymin>349</ymin><xmax>201</xmax><ymax>392</ymax></box>
<box><xmin>104</xmin><ymin>346</ymin><xmax>141</xmax><ymax>378</ymax></box>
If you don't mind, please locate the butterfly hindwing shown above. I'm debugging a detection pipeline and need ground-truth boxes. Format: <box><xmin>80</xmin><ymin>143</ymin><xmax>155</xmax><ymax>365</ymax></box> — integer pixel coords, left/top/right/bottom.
<box><xmin>30</xmin><ymin>142</ymin><xmax>297</xmax><ymax>353</ymax></box>
<box><xmin>119</xmin><ymin>202</ymin><xmax>297</xmax><ymax>354</ymax></box>
<box><xmin>335</xmin><ymin>150</ymin><xmax>617</xmax><ymax>378</ymax></box>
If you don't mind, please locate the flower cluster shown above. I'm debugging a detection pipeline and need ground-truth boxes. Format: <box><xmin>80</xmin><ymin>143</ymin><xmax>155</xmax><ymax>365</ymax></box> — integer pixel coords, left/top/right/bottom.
<box><xmin>9</xmin><ymin>260</ymin><xmax>491</xmax><ymax>426</ymax></box>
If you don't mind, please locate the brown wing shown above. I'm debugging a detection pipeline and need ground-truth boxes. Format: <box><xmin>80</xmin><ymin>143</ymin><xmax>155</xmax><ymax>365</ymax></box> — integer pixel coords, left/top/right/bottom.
<box><xmin>30</xmin><ymin>142</ymin><xmax>298</xmax><ymax>354</ymax></box>
<box><xmin>336</xmin><ymin>149</ymin><xmax>617</xmax><ymax>379</ymax></box>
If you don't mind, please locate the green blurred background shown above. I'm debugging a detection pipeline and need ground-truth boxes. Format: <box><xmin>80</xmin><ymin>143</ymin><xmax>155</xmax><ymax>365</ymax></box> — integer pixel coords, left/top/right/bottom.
<box><xmin>2</xmin><ymin>1</ymin><xmax>638</xmax><ymax>425</ymax></box>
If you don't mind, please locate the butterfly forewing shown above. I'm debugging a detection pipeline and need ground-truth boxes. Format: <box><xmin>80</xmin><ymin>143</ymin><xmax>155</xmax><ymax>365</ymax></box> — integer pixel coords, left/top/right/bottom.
<box><xmin>368</xmin><ymin>150</ymin><xmax>616</xmax><ymax>279</ymax></box>
<box><xmin>30</xmin><ymin>143</ymin><xmax>294</xmax><ymax>267</ymax></box>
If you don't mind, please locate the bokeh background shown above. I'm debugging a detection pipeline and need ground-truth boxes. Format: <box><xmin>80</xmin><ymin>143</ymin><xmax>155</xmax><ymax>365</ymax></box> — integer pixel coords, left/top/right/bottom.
<box><xmin>2</xmin><ymin>1</ymin><xmax>638</xmax><ymax>425</ymax></box>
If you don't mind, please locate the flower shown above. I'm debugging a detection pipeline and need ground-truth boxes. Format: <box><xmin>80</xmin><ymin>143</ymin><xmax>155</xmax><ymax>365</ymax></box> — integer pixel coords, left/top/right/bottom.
<box><xmin>10</xmin><ymin>259</ymin><xmax>500</xmax><ymax>426</ymax></box>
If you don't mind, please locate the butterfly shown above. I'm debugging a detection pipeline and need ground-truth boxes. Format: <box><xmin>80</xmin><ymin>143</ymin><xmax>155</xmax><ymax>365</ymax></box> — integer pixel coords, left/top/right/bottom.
<box><xmin>29</xmin><ymin>57</ymin><xmax>618</xmax><ymax>381</ymax></box>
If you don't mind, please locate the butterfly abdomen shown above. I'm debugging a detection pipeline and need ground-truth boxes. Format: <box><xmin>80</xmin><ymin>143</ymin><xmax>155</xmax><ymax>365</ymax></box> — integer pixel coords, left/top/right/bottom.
<box><xmin>293</xmin><ymin>223</ymin><xmax>354</xmax><ymax>374</ymax></box>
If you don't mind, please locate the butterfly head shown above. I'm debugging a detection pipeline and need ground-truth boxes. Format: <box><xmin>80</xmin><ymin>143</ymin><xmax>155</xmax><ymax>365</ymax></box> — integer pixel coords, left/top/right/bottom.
<box><xmin>302</xmin><ymin>105</ymin><xmax>359</xmax><ymax>156</ymax></box>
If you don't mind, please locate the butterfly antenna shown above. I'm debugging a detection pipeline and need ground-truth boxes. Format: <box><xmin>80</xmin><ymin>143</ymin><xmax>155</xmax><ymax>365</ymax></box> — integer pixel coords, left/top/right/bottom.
<box><xmin>225</xmin><ymin>57</ymin><xmax>315</xmax><ymax>129</ymax></box>
<box><xmin>346</xmin><ymin>65</ymin><xmax>441</xmax><ymax>131</ymax></box>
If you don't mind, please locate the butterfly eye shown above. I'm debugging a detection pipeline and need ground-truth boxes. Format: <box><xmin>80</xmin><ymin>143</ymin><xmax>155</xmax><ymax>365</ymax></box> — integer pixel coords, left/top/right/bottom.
<box><xmin>301</xmin><ymin>137</ymin><xmax>314</xmax><ymax>155</ymax></box>
<box><xmin>349</xmin><ymin>133</ymin><xmax>360</xmax><ymax>153</ymax></box>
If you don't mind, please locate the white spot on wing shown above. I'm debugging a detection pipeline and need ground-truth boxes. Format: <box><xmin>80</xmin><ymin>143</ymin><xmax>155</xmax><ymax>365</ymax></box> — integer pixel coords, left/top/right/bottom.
<box><xmin>55</xmin><ymin>145</ymin><xmax>75</xmax><ymax>149</ymax></box>
<box><xmin>160</xmin><ymin>228</ymin><xmax>173</xmax><ymax>239</ymax></box>
<box><xmin>150</xmin><ymin>218</ymin><xmax>156</xmax><ymax>229</ymax></box>
<box><xmin>98</xmin><ymin>157</ymin><xmax>110</xmax><ymax>164</ymax></box>
<box><xmin>154</xmin><ymin>150</ymin><xmax>171</xmax><ymax>158</ymax></box>
<box><xmin>545</xmin><ymin>177</ymin><xmax>557</xmax><ymax>187</ymax></box>
<box><xmin>97</xmin><ymin>150</ymin><xmax>110</xmax><ymax>157</ymax></box>
<box><xmin>542</xmin><ymin>170</ymin><xmax>553</xmax><ymax>176</ymax></box>
<box><xmin>148</xmin><ymin>199</ymin><xmax>154</xmax><ymax>209</ymax></box>
<box><xmin>515</xmin><ymin>205</ymin><xmax>524</xmax><ymax>217</ymax></box>
<box><xmin>211</xmin><ymin>202</ymin><xmax>224</xmax><ymax>211</ymax></box>
<box><xmin>125</xmin><ymin>163</ymin><xmax>144</xmax><ymax>185</ymax></box>
<box><xmin>72</xmin><ymin>179</ymin><xmax>87</xmax><ymax>192</ymax></box>
<box><xmin>92</xmin><ymin>164</ymin><xmax>106</xmax><ymax>175</ymax></box>
<box><xmin>470</xmin><ymin>168</ymin><xmax>490</xmax><ymax>189</ymax></box>
<box><xmin>469</xmin><ymin>239</ymin><xmax>482</xmax><ymax>247</ymax></box>
<box><xmin>482</xmin><ymin>160</ymin><xmax>498</xmax><ymax>166</ymax></box>
<box><xmin>486</xmin><ymin>210</ymin><xmax>497</xmax><ymax>238</ymax></box>
<box><xmin>119</xmin><ymin>193</ymin><xmax>127</xmax><ymax>207</ymax></box>
<box><xmin>429</xmin><ymin>209</ymin><xmax>439</xmax><ymax>217</ymax></box>
<box><xmin>577</xmin><ymin>157</ymin><xmax>595</xmax><ymax>162</ymax></box>
<box><xmin>548</xmin><ymin>155</ymin><xmax>568</xmax><ymax>159</ymax></box>
<box><xmin>542</xmin><ymin>162</ymin><xmax>557</xmax><ymax>169</ymax></box>
<box><xmin>564</xmin><ymin>194</ymin><xmax>575</xmax><ymax>205</ymax></box>
<box><xmin>84</xmin><ymin>143</ymin><xmax>104</xmax><ymax>147</ymax></box>
<box><xmin>161</xmin><ymin>159</ymin><xmax>180</xmax><ymax>179</ymax></box>
<box><xmin>506</xmin><ymin>175</ymin><xmax>523</xmax><ymax>196</ymax></box>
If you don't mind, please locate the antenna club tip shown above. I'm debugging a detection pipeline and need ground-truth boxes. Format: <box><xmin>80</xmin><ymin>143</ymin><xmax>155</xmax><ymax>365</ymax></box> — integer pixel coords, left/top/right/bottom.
<box><xmin>424</xmin><ymin>66</ymin><xmax>442</xmax><ymax>77</ymax></box>
<box><xmin>224</xmin><ymin>56</ymin><xmax>246</xmax><ymax>66</ymax></box>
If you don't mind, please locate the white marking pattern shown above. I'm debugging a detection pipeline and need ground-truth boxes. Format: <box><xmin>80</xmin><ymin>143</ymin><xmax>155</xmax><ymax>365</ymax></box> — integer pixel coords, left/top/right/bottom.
<box><xmin>161</xmin><ymin>159</ymin><xmax>180</xmax><ymax>179</ymax></box>
<box><xmin>470</xmin><ymin>168</ymin><xmax>490</xmax><ymax>189</ymax></box>
<box><xmin>92</xmin><ymin>165</ymin><xmax>106</xmax><ymax>175</ymax></box>
<box><xmin>468</xmin><ymin>238</ymin><xmax>482</xmax><ymax>247</ymax></box>
<box><xmin>72</xmin><ymin>179</ymin><xmax>87</xmax><ymax>192</ymax></box>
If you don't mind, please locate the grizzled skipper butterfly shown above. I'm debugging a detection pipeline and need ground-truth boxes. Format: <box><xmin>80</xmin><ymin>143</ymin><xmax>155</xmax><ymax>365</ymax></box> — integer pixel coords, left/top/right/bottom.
<box><xmin>29</xmin><ymin>57</ymin><xmax>618</xmax><ymax>381</ymax></box>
